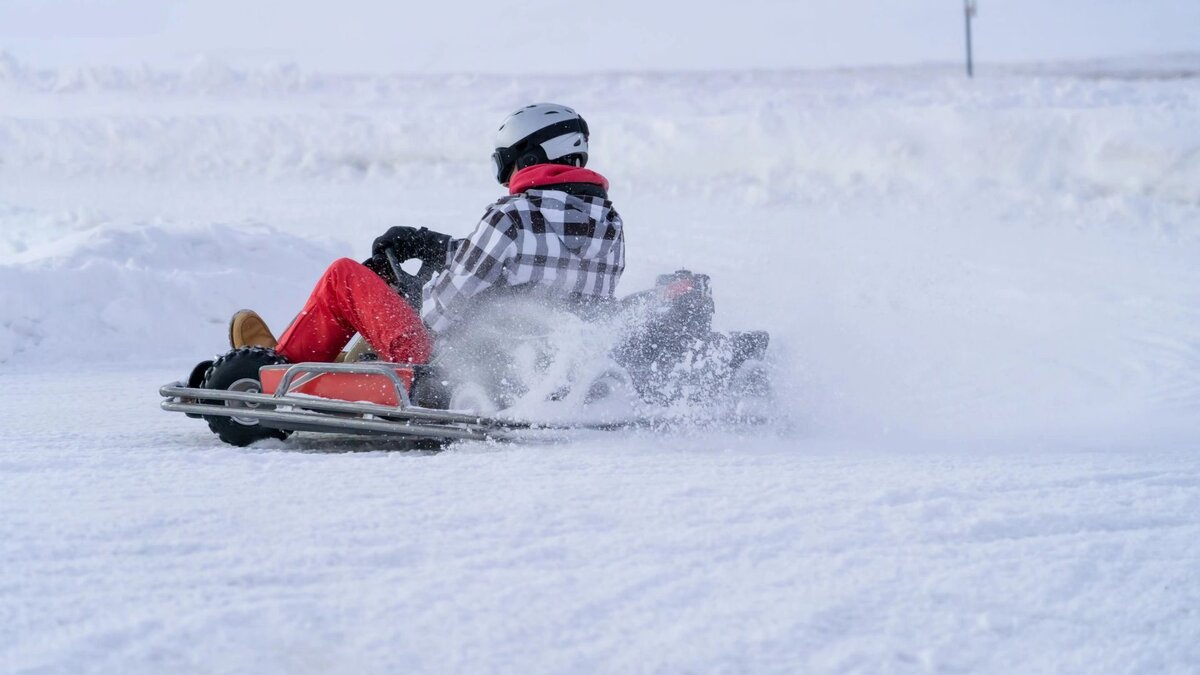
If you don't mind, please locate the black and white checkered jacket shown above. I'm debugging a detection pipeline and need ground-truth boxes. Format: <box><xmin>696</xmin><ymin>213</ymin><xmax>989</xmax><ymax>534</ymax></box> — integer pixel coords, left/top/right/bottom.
<box><xmin>420</xmin><ymin>187</ymin><xmax>625</xmax><ymax>334</ymax></box>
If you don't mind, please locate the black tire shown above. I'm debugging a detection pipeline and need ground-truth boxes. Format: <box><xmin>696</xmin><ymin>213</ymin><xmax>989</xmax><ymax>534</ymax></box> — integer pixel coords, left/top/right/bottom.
<box><xmin>201</xmin><ymin>347</ymin><xmax>292</xmax><ymax>447</ymax></box>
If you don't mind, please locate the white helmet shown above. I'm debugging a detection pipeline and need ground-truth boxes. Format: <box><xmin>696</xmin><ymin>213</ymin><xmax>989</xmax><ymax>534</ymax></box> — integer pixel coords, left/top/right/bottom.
<box><xmin>492</xmin><ymin>103</ymin><xmax>590</xmax><ymax>185</ymax></box>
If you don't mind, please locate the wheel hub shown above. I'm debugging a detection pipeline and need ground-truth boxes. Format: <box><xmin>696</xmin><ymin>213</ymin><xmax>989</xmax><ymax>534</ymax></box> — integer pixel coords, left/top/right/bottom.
<box><xmin>226</xmin><ymin>377</ymin><xmax>265</xmax><ymax>426</ymax></box>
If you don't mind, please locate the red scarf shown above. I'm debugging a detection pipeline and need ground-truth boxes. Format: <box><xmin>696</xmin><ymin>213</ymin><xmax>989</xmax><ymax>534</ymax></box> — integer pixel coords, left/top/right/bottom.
<box><xmin>508</xmin><ymin>164</ymin><xmax>609</xmax><ymax>195</ymax></box>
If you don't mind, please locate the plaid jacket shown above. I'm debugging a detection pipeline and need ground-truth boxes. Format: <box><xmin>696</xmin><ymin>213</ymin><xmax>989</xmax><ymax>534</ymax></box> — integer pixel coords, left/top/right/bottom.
<box><xmin>420</xmin><ymin>188</ymin><xmax>625</xmax><ymax>334</ymax></box>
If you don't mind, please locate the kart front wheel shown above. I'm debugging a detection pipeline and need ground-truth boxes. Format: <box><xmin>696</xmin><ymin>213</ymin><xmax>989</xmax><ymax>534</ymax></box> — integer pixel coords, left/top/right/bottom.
<box><xmin>201</xmin><ymin>347</ymin><xmax>292</xmax><ymax>447</ymax></box>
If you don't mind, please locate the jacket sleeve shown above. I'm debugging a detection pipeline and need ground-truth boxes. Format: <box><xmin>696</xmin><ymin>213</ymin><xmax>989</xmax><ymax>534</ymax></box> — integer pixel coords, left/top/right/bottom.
<box><xmin>420</xmin><ymin>205</ymin><xmax>519</xmax><ymax>334</ymax></box>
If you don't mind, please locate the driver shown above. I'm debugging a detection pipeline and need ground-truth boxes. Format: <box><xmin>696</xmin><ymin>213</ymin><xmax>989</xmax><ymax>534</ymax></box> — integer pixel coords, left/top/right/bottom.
<box><xmin>228</xmin><ymin>103</ymin><xmax>625</xmax><ymax>365</ymax></box>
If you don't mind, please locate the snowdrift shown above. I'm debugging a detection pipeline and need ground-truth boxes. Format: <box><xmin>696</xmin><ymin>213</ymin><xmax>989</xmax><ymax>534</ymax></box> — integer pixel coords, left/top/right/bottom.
<box><xmin>3</xmin><ymin>53</ymin><xmax>1199</xmax><ymax>206</ymax></box>
<box><xmin>0</xmin><ymin>222</ymin><xmax>342</xmax><ymax>363</ymax></box>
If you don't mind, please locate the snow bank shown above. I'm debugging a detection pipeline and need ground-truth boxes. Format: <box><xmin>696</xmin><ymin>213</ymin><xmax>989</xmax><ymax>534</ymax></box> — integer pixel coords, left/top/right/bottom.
<box><xmin>3</xmin><ymin>54</ymin><xmax>1199</xmax><ymax>210</ymax></box>
<box><xmin>0</xmin><ymin>222</ymin><xmax>343</xmax><ymax>363</ymax></box>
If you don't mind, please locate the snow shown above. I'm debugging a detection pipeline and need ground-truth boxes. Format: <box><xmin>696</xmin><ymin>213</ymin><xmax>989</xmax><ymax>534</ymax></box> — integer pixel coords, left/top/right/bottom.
<box><xmin>5</xmin><ymin>369</ymin><xmax>1200</xmax><ymax>673</ymax></box>
<box><xmin>2</xmin><ymin>52</ymin><xmax>1200</xmax><ymax>672</ymax></box>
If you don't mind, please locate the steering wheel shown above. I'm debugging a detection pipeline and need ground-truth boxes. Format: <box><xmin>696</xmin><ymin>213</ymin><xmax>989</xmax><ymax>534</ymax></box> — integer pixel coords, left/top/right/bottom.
<box><xmin>384</xmin><ymin>247</ymin><xmax>436</xmax><ymax>307</ymax></box>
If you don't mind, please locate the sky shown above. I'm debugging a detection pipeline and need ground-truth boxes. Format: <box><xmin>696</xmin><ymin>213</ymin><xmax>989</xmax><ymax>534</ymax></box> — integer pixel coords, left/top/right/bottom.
<box><xmin>0</xmin><ymin>0</ymin><xmax>1197</xmax><ymax>73</ymax></box>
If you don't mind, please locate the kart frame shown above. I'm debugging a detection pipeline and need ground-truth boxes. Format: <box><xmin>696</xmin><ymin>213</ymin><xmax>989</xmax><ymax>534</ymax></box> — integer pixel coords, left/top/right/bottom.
<box><xmin>160</xmin><ymin>361</ymin><xmax>564</xmax><ymax>443</ymax></box>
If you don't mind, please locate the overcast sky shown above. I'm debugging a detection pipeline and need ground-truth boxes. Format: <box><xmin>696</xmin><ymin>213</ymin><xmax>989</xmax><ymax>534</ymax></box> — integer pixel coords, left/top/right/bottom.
<box><xmin>1</xmin><ymin>0</ymin><xmax>1197</xmax><ymax>72</ymax></box>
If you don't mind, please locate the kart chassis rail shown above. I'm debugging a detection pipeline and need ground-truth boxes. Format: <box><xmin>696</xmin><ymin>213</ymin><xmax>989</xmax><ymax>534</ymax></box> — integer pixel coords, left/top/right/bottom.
<box><xmin>160</xmin><ymin>362</ymin><xmax>560</xmax><ymax>443</ymax></box>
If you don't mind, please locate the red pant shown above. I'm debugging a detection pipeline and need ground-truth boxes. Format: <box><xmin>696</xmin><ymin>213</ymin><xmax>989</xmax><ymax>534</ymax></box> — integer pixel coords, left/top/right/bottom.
<box><xmin>275</xmin><ymin>258</ymin><xmax>432</xmax><ymax>364</ymax></box>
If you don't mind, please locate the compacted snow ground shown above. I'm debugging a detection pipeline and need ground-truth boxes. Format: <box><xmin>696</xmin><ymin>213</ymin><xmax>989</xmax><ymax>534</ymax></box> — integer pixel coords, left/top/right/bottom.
<box><xmin>3</xmin><ymin>368</ymin><xmax>1199</xmax><ymax>674</ymax></box>
<box><xmin>2</xmin><ymin>55</ymin><xmax>1200</xmax><ymax>672</ymax></box>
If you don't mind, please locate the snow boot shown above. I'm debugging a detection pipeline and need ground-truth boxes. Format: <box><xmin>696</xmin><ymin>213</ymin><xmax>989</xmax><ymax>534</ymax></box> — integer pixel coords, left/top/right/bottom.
<box><xmin>229</xmin><ymin>309</ymin><xmax>278</xmax><ymax>349</ymax></box>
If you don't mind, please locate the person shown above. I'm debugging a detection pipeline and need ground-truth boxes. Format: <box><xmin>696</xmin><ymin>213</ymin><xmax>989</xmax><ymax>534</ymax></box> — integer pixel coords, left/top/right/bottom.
<box><xmin>228</xmin><ymin>103</ymin><xmax>625</xmax><ymax>367</ymax></box>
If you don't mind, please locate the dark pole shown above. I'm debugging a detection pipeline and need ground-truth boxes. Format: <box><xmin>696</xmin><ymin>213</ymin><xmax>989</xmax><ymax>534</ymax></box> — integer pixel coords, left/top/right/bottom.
<box><xmin>964</xmin><ymin>1</ymin><xmax>975</xmax><ymax>77</ymax></box>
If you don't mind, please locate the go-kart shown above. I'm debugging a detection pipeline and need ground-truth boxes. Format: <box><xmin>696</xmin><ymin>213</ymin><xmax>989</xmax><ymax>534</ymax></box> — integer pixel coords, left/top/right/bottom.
<box><xmin>160</xmin><ymin>249</ymin><xmax>771</xmax><ymax>447</ymax></box>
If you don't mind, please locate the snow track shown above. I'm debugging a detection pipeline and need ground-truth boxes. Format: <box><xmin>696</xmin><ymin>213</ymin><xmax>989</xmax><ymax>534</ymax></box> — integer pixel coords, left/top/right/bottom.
<box><xmin>1</xmin><ymin>55</ymin><xmax>1199</xmax><ymax>672</ymax></box>
<box><xmin>3</xmin><ymin>369</ymin><xmax>1199</xmax><ymax>673</ymax></box>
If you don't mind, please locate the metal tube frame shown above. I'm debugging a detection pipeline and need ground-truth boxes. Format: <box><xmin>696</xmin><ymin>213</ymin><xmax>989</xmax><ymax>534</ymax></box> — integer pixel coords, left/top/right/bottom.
<box><xmin>161</xmin><ymin>399</ymin><xmax>501</xmax><ymax>441</ymax></box>
<box><xmin>160</xmin><ymin>382</ymin><xmax>523</xmax><ymax>427</ymax></box>
<box><xmin>158</xmin><ymin>361</ymin><xmax>574</xmax><ymax>442</ymax></box>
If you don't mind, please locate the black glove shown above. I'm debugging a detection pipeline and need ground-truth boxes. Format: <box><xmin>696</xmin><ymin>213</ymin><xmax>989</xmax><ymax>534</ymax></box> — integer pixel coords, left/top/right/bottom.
<box><xmin>365</xmin><ymin>227</ymin><xmax>451</xmax><ymax>310</ymax></box>
<box><xmin>371</xmin><ymin>226</ymin><xmax>452</xmax><ymax>269</ymax></box>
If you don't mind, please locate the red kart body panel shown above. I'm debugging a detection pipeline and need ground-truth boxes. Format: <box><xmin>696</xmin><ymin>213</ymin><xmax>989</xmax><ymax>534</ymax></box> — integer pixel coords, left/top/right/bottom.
<box><xmin>259</xmin><ymin>363</ymin><xmax>414</xmax><ymax>407</ymax></box>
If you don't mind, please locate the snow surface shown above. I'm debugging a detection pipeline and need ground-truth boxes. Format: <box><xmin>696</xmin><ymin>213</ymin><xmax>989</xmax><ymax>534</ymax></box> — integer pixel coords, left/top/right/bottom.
<box><xmin>2</xmin><ymin>54</ymin><xmax>1200</xmax><ymax>672</ymax></box>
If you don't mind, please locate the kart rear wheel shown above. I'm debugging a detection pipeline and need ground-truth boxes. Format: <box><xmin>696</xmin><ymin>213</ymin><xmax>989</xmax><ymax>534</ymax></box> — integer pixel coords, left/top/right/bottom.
<box><xmin>201</xmin><ymin>347</ymin><xmax>292</xmax><ymax>447</ymax></box>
